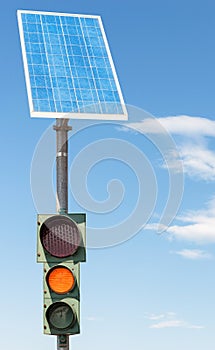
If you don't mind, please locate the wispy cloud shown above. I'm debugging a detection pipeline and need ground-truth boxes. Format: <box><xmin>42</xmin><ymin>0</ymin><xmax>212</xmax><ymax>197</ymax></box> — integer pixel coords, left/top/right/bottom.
<box><xmin>85</xmin><ymin>316</ymin><xmax>103</xmax><ymax>322</ymax></box>
<box><xmin>166</xmin><ymin>221</ymin><xmax>215</xmax><ymax>244</ymax></box>
<box><xmin>171</xmin><ymin>249</ymin><xmax>213</xmax><ymax>260</ymax></box>
<box><xmin>162</xmin><ymin>143</ymin><xmax>215</xmax><ymax>181</ymax></box>
<box><xmin>151</xmin><ymin>319</ymin><xmax>185</xmax><ymax>329</ymax></box>
<box><xmin>147</xmin><ymin>197</ymin><xmax>215</xmax><ymax>244</ymax></box>
<box><xmin>145</xmin><ymin>312</ymin><xmax>204</xmax><ymax>329</ymax></box>
<box><xmin>125</xmin><ymin>115</ymin><xmax>215</xmax><ymax>137</ymax></box>
<box><xmin>124</xmin><ymin>115</ymin><xmax>215</xmax><ymax>242</ymax></box>
<box><xmin>156</xmin><ymin>116</ymin><xmax>215</xmax><ymax>137</ymax></box>
<box><xmin>167</xmin><ymin>197</ymin><xmax>215</xmax><ymax>243</ymax></box>
<box><xmin>123</xmin><ymin>115</ymin><xmax>215</xmax><ymax>182</ymax></box>
<box><xmin>157</xmin><ymin>116</ymin><xmax>215</xmax><ymax>181</ymax></box>
<box><xmin>151</xmin><ymin>319</ymin><xmax>204</xmax><ymax>329</ymax></box>
<box><xmin>146</xmin><ymin>313</ymin><xmax>167</xmax><ymax>321</ymax></box>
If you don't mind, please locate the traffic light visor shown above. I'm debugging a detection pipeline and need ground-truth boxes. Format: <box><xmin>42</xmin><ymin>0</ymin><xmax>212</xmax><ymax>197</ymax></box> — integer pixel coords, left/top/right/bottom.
<box><xmin>47</xmin><ymin>266</ymin><xmax>75</xmax><ymax>294</ymax></box>
<box><xmin>40</xmin><ymin>215</ymin><xmax>81</xmax><ymax>258</ymax></box>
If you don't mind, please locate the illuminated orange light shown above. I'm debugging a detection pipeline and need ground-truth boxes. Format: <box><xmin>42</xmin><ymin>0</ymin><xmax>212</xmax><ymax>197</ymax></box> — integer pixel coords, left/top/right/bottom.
<box><xmin>47</xmin><ymin>267</ymin><xmax>75</xmax><ymax>294</ymax></box>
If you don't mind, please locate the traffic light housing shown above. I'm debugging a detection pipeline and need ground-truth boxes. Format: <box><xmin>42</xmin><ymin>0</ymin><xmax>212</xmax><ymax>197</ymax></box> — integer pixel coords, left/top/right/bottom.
<box><xmin>43</xmin><ymin>262</ymin><xmax>80</xmax><ymax>335</ymax></box>
<box><xmin>37</xmin><ymin>213</ymin><xmax>86</xmax><ymax>335</ymax></box>
<box><xmin>37</xmin><ymin>213</ymin><xmax>86</xmax><ymax>263</ymax></box>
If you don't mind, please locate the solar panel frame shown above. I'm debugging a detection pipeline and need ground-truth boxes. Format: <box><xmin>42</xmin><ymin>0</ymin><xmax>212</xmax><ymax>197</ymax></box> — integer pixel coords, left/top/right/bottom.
<box><xmin>17</xmin><ymin>10</ymin><xmax>127</xmax><ymax>120</ymax></box>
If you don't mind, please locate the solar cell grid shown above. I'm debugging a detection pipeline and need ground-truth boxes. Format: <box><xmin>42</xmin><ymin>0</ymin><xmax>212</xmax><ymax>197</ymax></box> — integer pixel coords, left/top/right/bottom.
<box><xmin>18</xmin><ymin>10</ymin><xmax>127</xmax><ymax>119</ymax></box>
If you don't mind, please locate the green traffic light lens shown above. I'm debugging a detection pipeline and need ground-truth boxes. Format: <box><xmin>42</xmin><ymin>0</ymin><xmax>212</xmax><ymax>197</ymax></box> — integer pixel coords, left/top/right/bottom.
<box><xmin>46</xmin><ymin>302</ymin><xmax>75</xmax><ymax>330</ymax></box>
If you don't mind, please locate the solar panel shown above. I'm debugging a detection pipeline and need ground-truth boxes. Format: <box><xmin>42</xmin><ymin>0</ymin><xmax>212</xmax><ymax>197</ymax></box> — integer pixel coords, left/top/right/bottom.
<box><xmin>17</xmin><ymin>10</ymin><xmax>127</xmax><ymax>120</ymax></box>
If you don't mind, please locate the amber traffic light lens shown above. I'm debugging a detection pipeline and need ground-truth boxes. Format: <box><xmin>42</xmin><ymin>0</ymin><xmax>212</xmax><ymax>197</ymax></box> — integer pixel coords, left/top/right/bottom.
<box><xmin>40</xmin><ymin>215</ymin><xmax>81</xmax><ymax>258</ymax></box>
<box><xmin>47</xmin><ymin>266</ymin><xmax>75</xmax><ymax>294</ymax></box>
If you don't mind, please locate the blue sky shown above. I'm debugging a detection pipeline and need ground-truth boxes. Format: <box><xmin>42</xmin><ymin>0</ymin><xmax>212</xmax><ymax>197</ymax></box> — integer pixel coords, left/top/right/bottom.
<box><xmin>1</xmin><ymin>0</ymin><xmax>215</xmax><ymax>349</ymax></box>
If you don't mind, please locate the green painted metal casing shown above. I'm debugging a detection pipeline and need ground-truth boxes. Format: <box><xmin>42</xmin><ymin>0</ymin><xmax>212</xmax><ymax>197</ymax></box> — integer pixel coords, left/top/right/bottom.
<box><xmin>37</xmin><ymin>213</ymin><xmax>86</xmax><ymax>264</ymax></box>
<box><xmin>44</xmin><ymin>297</ymin><xmax>80</xmax><ymax>335</ymax></box>
<box><xmin>36</xmin><ymin>213</ymin><xmax>86</xmax><ymax>335</ymax></box>
<box><xmin>43</xmin><ymin>262</ymin><xmax>80</xmax><ymax>300</ymax></box>
<box><xmin>43</xmin><ymin>262</ymin><xmax>80</xmax><ymax>335</ymax></box>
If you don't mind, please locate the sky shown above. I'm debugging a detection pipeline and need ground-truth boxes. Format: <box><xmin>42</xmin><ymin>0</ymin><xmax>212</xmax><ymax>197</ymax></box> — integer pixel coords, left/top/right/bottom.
<box><xmin>1</xmin><ymin>0</ymin><xmax>215</xmax><ymax>349</ymax></box>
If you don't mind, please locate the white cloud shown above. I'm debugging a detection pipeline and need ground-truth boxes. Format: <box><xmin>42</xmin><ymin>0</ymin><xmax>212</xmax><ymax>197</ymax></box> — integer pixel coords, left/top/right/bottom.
<box><xmin>147</xmin><ymin>197</ymin><xmax>215</xmax><ymax>244</ymax></box>
<box><xmin>125</xmin><ymin>115</ymin><xmax>215</xmax><ymax>241</ymax></box>
<box><xmin>145</xmin><ymin>313</ymin><xmax>166</xmax><ymax>321</ymax></box>
<box><xmin>166</xmin><ymin>223</ymin><xmax>215</xmax><ymax>244</ymax></box>
<box><xmin>172</xmin><ymin>249</ymin><xmax>213</xmax><ymax>260</ymax></box>
<box><xmin>167</xmin><ymin>197</ymin><xmax>215</xmax><ymax>243</ymax></box>
<box><xmin>125</xmin><ymin>118</ymin><xmax>167</xmax><ymax>134</ymax></box>
<box><xmin>85</xmin><ymin>316</ymin><xmax>103</xmax><ymax>322</ymax></box>
<box><xmin>150</xmin><ymin>319</ymin><xmax>186</xmax><ymax>329</ymax></box>
<box><xmin>189</xmin><ymin>325</ymin><xmax>206</xmax><ymax>329</ymax></box>
<box><xmin>146</xmin><ymin>312</ymin><xmax>204</xmax><ymax>329</ymax></box>
<box><xmin>181</xmin><ymin>145</ymin><xmax>215</xmax><ymax>181</ymax></box>
<box><xmin>124</xmin><ymin>115</ymin><xmax>215</xmax><ymax>182</ymax></box>
<box><xmin>126</xmin><ymin>115</ymin><xmax>215</xmax><ymax>137</ymax></box>
<box><xmin>150</xmin><ymin>319</ymin><xmax>204</xmax><ymax>329</ymax></box>
<box><xmin>162</xmin><ymin>144</ymin><xmax>215</xmax><ymax>181</ymax></box>
<box><xmin>156</xmin><ymin>116</ymin><xmax>215</xmax><ymax>137</ymax></box>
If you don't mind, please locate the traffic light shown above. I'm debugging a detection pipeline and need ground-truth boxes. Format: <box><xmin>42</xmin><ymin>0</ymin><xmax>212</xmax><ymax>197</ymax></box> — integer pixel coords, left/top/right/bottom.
<box><xmin>43</xmin><ymin>261</ymin><xmax>80</xmax><ymax>335</ymax></box>
<box><xmin>37</xmin><ymin>213</ymin><xmax>86</xmax><ymax>335</ymax></box>
<box><xmin>37</xmin><ymin>213</ymin><xmax>86</xmax><ymax>264</ymax></box>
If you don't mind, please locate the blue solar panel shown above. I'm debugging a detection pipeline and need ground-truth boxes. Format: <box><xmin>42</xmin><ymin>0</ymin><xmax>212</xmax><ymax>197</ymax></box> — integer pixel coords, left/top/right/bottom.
<box><xmin>17</xmin><ymin>10</ymin><xmax>127</xmax><ymax>119</ymax></box>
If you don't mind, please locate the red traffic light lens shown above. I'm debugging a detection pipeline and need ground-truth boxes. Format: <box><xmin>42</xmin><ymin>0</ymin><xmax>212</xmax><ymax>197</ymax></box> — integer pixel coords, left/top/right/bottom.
<box><xmin>47</xmin><ymin>266</ymin><xmax>75</xmax><ymax>294</ymax></box>
<box><xmin>40</xmin><ymin>215</ymin><xmax>81</xmax><ymax>258</ymax></box>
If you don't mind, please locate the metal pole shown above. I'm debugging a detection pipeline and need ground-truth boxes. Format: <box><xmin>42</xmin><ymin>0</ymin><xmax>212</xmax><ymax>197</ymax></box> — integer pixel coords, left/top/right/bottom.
<box><xmin>57</xmin><ymin>335</ymin><xmax>70</xmax><ymax>349</ymax></box>
<box><xmin>53</xmin><ymin>118</ymin><xmax>72</xmax><ymax>214</ymax></box>
<box><xmin>53</xmin><ymin>118</ymin><xmax>72</xmax><ymax>350</ymax></box>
